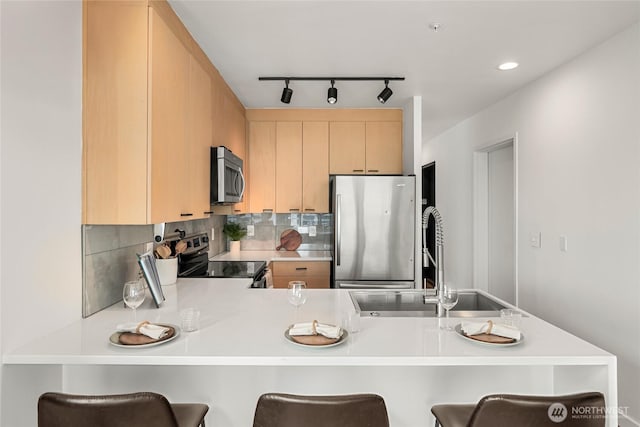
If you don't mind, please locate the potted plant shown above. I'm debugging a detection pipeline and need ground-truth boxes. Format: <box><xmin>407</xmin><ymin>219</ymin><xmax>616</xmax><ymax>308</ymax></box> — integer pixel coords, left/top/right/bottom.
<box><xmin>223</xmin><ymin>223</ymin><xmax>247</xmax><ymax>254</ymax></box>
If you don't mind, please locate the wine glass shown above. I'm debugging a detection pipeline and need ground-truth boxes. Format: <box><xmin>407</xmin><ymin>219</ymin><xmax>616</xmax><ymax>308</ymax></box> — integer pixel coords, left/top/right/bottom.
<box><xmin>123</xmin><ymin>279</ymin><xmax>146</xmax><ymax>322</ymax></box>
<box><xmin>439</xmin><ymin>285</ymin><xmax>459</xmax><ymax>331</ymax></box>
<box><xmin>287</xmin><ymin>281</ymin><xmax>307</xmax><ymax>323</ymax></box>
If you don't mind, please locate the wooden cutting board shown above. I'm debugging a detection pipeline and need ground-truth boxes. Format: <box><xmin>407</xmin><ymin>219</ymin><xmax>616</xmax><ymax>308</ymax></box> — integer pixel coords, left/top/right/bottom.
<box><xmin>276</xmin><ymin>229</ymin><xmax>302</xmax><ymax>251</ymax></box>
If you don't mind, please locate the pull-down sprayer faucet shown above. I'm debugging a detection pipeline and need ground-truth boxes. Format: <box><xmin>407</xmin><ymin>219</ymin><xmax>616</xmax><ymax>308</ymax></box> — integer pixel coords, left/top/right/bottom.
<box><xmin>422</xmin><ymin>206</ymin><xmax>444</xmax><ymax>317</ymax></box>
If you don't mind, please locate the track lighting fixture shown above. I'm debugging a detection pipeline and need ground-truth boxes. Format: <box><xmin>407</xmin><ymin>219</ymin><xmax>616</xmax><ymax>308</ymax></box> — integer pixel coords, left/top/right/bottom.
<box><xmin>280</xmin><ymin>79</ymin><xmax>293</xmax><ymax>104</ymax></box>
<box><xmin>259</xmin><ymin>76</ymin><xmax>404</xmax><ymax>105</ymax></box>
<box><xmin>327</xmin><ymin>80</ymin><xmax>338</xmax><ymax>104</ymax></box>
<box><xmin>377</xmin><ymin>79</ymin><xmax>393</xmax><ymax>104</ymax></box>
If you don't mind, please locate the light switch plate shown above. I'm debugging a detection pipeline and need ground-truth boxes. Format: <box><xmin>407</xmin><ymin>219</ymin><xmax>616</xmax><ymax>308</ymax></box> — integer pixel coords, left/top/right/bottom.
<box><xmin>309</xmin><ymin>225</ymin><xmax>317</xmax><ymax>237</ymax></box>
<box><xmin>560</xmin><ymin>235</ymin><xmax>568</xmax><ymax>252</ymax></box>
<box><xmin>247</xmin><ymin>224</ymin><xmax>255</xmax><ymax>237</ymax></box>
<box><xmin>530</xmin><ymin>232</ymin><xmax>541</xmax><ymax>248</ymax></box>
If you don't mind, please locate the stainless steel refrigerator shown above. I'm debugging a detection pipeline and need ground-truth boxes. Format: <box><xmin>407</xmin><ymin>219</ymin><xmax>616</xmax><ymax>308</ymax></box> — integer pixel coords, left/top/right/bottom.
<box><xmin>330</xmin><ymin>175</ymin><xmax>415</xmax><ymax>289</ymax></box>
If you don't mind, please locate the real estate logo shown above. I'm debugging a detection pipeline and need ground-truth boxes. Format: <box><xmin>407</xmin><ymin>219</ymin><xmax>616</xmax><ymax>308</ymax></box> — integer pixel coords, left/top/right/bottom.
<box><xmin>548</xmin><ymin>402</ymin><xmax>568</xmax><ymax>423</ymax></box>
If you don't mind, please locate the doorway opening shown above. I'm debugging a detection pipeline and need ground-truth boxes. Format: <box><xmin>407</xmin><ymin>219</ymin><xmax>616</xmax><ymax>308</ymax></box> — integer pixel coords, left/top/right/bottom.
<box><xmin>422</xmin><ymin>162</ymin><xmax>436</xmax><ymax>289</ymax></box>
<box><xmin>473</xmin><ymin>136</ymin><xmax>518</xmax><ymax>305</ymax></box>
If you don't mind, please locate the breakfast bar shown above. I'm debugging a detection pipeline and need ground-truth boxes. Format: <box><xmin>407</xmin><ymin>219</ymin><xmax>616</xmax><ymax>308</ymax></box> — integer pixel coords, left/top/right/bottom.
<box><xmin>3</xmin><ymin>280</ymin><xmax>617</xmax><ymax>426</ymax></box>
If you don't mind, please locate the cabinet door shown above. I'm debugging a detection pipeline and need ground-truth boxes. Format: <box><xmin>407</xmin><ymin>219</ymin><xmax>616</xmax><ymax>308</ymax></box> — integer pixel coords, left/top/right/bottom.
<box><xmin>275</xmin><ymin>122</ymin><xmax>303</xmax><ymax>213</ymax></box>
<box><xmin>302</xmin><ymin>122</ymin><xmax>329</xmax><ymax>213</ymax></box>
<box><xmin>227</xmin><ymin>100</ymin><xmax>248</xmax><ymax>214</ymax></box>
<box><xmin>248</xmin><ymin>121</ymin><xmax>276</xmax><ymax>213</ymax></box>
<box><xmin>149</xmin><ymin>8</ymin><xmax>189</xmax><ymax>223</ymax></box>
<box><xmin>365</xmin><ymin>121</ymin><xmax>402</xmax><ymax>174</ymax></box>
<box><xmin>83</xmin><ymin>0</ymin><xmax>148</xmax><ymax>224</ymax></box>
<box><xmin>186</xmin><ymin>55</ymin><xmax>213</xmax><ymax>219</ymax></box>
<box><xmin>329</xmin><ymin>122</ymin><xmax>366</xmax><ymax>174</ymax></box>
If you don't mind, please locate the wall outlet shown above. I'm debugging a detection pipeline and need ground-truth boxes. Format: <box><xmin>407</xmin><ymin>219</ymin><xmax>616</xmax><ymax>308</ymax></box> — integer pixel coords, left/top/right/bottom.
<box><xmin>247</xmin><ymin>224</ymin><xmax>255</xmax><ymax>237</ymax></box>
<box><xmin>530</xmin><ymin>232</ymin><xmax>541</xmax><ymax>248</ymax></box>
<box><xmin>309</xmin><ymin>225</ymin><xmax>317</xmax><ymax>237</ymax></box>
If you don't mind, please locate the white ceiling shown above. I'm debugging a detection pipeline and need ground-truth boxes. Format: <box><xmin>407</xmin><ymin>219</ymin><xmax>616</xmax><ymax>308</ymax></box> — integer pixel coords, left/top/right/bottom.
<box><xmin>169</xmin><ymin>1</ymin><xmax>640</xmax><ymax>140</ymax></box>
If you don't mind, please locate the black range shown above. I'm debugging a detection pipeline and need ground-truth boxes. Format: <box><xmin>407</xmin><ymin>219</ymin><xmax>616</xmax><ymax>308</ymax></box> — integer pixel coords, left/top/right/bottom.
<box><xmin>172</xmin><ymin>232</ymin><xmax>268</xmax><ymax>288</ymax></box>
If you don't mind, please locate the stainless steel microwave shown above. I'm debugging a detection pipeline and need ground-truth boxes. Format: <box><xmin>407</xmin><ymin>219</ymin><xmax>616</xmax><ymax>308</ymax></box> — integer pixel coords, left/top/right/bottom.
<box><xmin>210</xmin><ymin>146</ymin><xmax>245</xmax><ymax>205</ymax></box>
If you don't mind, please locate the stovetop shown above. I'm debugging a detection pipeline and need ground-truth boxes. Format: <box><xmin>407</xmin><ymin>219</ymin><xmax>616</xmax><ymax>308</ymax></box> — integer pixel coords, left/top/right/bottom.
<box><xmin>205</xmin><ymin>260</ymin><xmax>267</xmax><ymax>279</ymax></box>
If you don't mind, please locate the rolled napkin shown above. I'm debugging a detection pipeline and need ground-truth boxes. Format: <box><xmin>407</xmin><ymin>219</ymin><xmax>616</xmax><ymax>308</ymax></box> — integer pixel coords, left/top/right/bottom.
<box><xmin>289</xmin><ymin>320</ymin><xmax>342</xmax><ymax>339</ymax></box>
<box><xmin>116</xmin><ymin>321</ymin><xmax>171</xmax><ymax>340</ymax></box>
<box><xmin>461</xmin><ymin>320</ymin><xmax>521</xmax><ymax>341</ymax></box>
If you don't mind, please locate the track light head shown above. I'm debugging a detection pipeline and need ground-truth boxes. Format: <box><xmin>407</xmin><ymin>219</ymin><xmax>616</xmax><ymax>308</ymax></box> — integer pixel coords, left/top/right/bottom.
<box><xmin>377</xmin><ymin>80</ymin><xmax>393</xmax><ymax>104</ymax></box>
<box><xmin>327</xmin><ymin>80</ymin><xmax>338</xmax><ymax>104</ymax></box>
<box><xmin>281</xmin><ymin>80</ymin><xmax>292</xmax><ymax>104</ymax></box>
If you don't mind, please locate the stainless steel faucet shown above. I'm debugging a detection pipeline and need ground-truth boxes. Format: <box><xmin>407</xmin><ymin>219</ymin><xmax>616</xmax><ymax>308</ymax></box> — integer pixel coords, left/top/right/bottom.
<box><xmin>422</xmin><ymin>206</ymin><xmax>444</xmax><ymax>317</ymax></box>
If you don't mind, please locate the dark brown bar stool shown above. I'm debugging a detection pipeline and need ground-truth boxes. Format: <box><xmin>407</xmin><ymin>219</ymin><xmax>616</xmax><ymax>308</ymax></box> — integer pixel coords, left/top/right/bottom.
<box><xmin>38</xmin><ymin>391</ymin><xmax>209</xmax><ymax>427</ymax></box>
<box><xmin>431</xmin><ymin>392</ymin><xmax>605</xmax><ymax>427</ymax></box>
<box><xmin>253</xmin><ymin>393</ymin><xmax>389</xmax><ymax>427</ymax></box>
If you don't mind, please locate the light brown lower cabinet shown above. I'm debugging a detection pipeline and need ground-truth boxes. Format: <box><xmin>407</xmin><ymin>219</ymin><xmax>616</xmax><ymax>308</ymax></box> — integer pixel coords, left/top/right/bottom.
<box><xmin>271</xmin><ymin>261</ymin><xmax>330</xmax><ymax>289</ymax></box>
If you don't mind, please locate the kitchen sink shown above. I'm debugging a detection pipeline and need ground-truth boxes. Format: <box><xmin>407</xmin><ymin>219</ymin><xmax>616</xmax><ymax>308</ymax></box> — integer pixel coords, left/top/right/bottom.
<box><xmin>349</xmin><ymin>289</ymin><xmax>511</xmax><ymax>318</ymax></box>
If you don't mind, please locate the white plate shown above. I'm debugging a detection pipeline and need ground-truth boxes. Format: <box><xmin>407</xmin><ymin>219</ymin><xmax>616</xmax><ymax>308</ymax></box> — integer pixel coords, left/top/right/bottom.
<box><xmin>284</xmin><ymin>328</ymin><xmax>348</xmax><ymax>348</ymax></box>
<box><xmin>109</xmin><ymin>323</ymin><xmax>180</xmax><ymax>349</ymax></box>
<box><xmin>454</xmin><ymin>323</ymin><xmax>523</xmax><ymax>347</ymax></box>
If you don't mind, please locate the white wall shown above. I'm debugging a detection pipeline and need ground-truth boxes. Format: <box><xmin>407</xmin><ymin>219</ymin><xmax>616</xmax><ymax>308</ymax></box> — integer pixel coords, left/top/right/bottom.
<box><xmin>403</xmin><ymin>96</ymin><xmax>422</xmax><ymax>288</ymax></box>
<box><xmin>0</xmin><ymin>0</ymin><xmax>82</xmax><ymax>383</ymax></box>
<box><xmin>424</xmin><ymin>22</ymin><xmax>640</xmax><ymax>423</ymax></box>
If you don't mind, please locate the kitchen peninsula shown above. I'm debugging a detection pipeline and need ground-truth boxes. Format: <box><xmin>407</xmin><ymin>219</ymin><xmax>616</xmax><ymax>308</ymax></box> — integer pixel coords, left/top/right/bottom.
<box><xmin>3</xmin><ymin>280</ymin><xmax>617</xmax><ymax>426</ymax></box>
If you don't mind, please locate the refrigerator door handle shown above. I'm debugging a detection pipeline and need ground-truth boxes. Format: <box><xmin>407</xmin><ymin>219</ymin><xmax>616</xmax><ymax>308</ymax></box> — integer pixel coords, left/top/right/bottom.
<box><xmin>336</xmin><ymin>194</ymin><xmax>341</xmax><ymax>266</ymax></box>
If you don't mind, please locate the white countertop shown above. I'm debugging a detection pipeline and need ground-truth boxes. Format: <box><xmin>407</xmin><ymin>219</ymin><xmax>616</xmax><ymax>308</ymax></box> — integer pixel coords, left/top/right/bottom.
<box><xmin>4</xmin><ymin>279</ymin><xmax>613</xmax><ymax>367</ymax></box>
<box><xmin>211</xmin><ymin>250</ymin><xmax>332</xmax><ymax>262</ymax></box>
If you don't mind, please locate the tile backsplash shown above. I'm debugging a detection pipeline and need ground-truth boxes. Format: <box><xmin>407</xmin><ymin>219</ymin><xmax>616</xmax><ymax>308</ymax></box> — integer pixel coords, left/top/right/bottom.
<box><xmin>82</xmin><ymin>216</ymin><xmax>225</xmax><ymax>318</ymax></box>
<box><xmin>227</xmin><ymin>213</ymin><xmax>333</xmax><ymax>251</ymax></box>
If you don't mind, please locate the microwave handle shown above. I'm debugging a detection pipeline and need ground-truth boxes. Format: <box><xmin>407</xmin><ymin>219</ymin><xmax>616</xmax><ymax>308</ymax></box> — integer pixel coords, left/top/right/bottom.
<box><xmin>238</xmin><ymin>168</ymin><xmax>246</xmax><ymax>199</ymax></box>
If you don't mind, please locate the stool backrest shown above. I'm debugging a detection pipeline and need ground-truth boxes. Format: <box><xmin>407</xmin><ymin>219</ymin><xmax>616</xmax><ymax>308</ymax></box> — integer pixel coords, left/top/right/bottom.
<box><xmin>469</xmin><ymin>392</ymin><xmax>606</xmax><ymax>427</ymax></box>
<box><xmin>253</xmin><ymin>393</ymin><xmax>389</xmax><ymax>427</ymax></box>
<box><xmin>38</xmin><ymin>392</ymin><xmax>180</xmax><ymax>427</ymax></box>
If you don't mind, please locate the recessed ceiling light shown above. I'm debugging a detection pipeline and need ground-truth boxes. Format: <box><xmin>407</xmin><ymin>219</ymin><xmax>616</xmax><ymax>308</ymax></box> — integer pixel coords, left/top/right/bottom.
<box><xmin>498</xmin><ymin>62</ymin><xmax>519</xmax><ymax>71</ymax></box>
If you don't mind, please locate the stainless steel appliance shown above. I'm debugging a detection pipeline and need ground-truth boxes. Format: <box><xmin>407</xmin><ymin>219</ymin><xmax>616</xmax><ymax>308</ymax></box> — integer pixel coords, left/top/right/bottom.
<box><xmin>330</xmin><ymin>175</ymin><xmax>415</xmax><ymax>289</ymax></box>
<box><xmin>169</xmin><ymin>232</ymin><xmax>268</xmax><ymax>288</ymax></box>
<box><xmin>211</xmin><ymin>146</ymin><xmax>245</xmax><ymax>205</ymax></box>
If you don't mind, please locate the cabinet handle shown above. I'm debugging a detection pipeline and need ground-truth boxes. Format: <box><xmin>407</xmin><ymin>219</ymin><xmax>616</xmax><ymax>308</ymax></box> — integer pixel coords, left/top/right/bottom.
<box><xmin>204</xmin><ymin>211</ymin><xmax>214</xmax><ymax>215</ymax></box>
<box><xmin>289</xmin><ymin>208</ymin><xmax>300</xmax><ymax>212</ymax></box>
<box><xmin>180</xmin><ymin>213</ymin><xmax>194</xmax><ymax>217</ymax></box>
<box><xmin>234</xmin><ymin>209</ymin><xmax>242</xmax><ymax>212</ymax></box>
<box><xmin>263</xmin><ymin>209</ymin><xmax>273</xmax><ymax>213</ymax></box>
<box><xmin>352</xmin><ymin>169</ymin><xmax>364</xmax><ymax>173</ymax></box>
<box><xmin>295</xmin><ymin>267</ymin><xmax>308</xmax><ymax>271</ymax></box>
<box><xmin>368</xmin><ymin>169</ymin><xmax>379</xmax><ymax>173</ymax></box>
<box><xmin>304</xmin><ymin>208</ymin><xmax>316</xmax><ymax>212</ymax></box>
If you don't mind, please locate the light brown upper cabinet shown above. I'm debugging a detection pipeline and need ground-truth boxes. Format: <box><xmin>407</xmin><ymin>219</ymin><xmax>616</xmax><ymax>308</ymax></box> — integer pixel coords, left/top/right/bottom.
<box><xmin>275</xmin><ymin>122</ymin><xmax>303</xmax><ymax>213</ymax></box>
<box><xmin>302</xmin><ymin>122</ymin><xmax>329</xmax><ymax>213</ymax></box>
<box><xmin>245</xmin><ymin>109</ymin><xmax>401</xmax><ymax>215</ymax></box>
<box><xmin>329</xmin><ymin>121</ymin><xmax>402</xmax><ymax>175</ymax></box>
<box><xmin>365</xmin><ymin>121</ymin><xmax>403</xmax><ymax>174</ymax></box>
<box><xmin>329</xmin><ymin>122</ymin><xmax>366</xmax><ymax>174</ymax></box>
<box><xmin>83</xmin><ymin>0</ymin><xmax>244</xmax><ymax>224</ymax></box>
<box><xmin>248</xmin><ymin>121</ymin><xmax>276</xmax><ymax>213</ymax></box>
<box><xmin>148</xmin><ymin>7</ymin><xmax>190</xmax><ymax>223</ymax></box>
<box><xmin>226</xmin><ymin>99</ymin><xmax>248</xmax><ymax>214</ymax></box>
<box><xmin>84</xmin><ymin>0</ymin><xmax>149</xmax><ymax>224</ymax></box>
<box><xmin>185</xmin><ymin>55</ymin><xmax>213</xmax><ymax>221</ymax></box>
